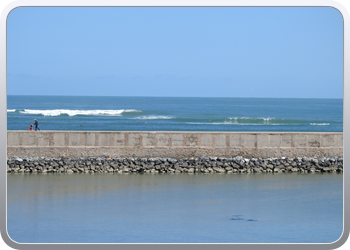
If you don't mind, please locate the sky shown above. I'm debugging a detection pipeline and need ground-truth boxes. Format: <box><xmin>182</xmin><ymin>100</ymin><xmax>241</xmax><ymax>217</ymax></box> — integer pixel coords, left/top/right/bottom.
<box><xmin>6</xmin><ymin>7</ymin><xmax>343</xmax><ymax>98</ymax></box>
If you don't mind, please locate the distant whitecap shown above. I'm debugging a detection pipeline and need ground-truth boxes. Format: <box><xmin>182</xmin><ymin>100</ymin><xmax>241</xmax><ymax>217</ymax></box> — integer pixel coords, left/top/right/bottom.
<box><xmin>310</xmin><ymin>123</ymin><xmax>330</xmax><ymax>126</ymax></box>
<box><xmin>19</xmin><ymin>109</ymin><xmax>141</xmax><ymax>116</ymax></box>
<box><xmin>133</xmin><ymin>115</ymin><xmax>175</xmax><ymax>120</ymax></box>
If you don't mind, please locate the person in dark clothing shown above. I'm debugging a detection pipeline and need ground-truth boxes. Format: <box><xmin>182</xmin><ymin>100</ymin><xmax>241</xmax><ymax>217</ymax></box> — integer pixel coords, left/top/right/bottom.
<box><xmin>34</xmin><ymin>119</ymin><xmax>40</xmax><ymax>131</ymax></box>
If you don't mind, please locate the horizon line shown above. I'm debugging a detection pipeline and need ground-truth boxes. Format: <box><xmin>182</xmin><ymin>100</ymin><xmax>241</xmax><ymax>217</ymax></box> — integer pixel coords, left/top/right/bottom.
<box><xmin>6</xmin><ymin>95</ymin><xmax>344</xmax><ymax>99</ymax></box>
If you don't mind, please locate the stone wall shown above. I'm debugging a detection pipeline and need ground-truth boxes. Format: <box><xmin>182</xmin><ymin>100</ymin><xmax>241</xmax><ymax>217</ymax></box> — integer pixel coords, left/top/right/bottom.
<box><xmin>6</xmin><ymin>156</ymin><xmax>343</xmax><ymax>174</ymax></box>
<box><xmin>7</xmin><ymin>131</ymin><xmax>343</xmax><ymax>158</ymax></box>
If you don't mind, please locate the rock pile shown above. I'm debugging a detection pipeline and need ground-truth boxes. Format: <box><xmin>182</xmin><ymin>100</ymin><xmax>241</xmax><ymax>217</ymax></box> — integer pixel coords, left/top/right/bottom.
<box><xmin>6</xmin><ymin>156</ymin><xmax>343</xmax><ymax>174</ymax></box>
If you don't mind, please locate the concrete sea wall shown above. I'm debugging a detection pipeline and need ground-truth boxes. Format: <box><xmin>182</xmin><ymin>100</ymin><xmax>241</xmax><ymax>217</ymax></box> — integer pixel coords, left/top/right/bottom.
<box><xmin>7</xmin><ymin>131</ymin><xmax>343</xmax><ymax>159</ymax></box>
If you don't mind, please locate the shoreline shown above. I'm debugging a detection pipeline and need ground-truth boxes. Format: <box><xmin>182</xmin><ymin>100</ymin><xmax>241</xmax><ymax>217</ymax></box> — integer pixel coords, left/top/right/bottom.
<box><xmin>7</xmin><ymin>156</ymin><xmax>343</xmax><ymax>174</ymax></box>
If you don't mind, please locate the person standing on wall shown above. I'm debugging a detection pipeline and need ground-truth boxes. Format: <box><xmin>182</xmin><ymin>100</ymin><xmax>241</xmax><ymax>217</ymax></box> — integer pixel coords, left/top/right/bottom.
<box><xmin>34</xmin><ymin>119</ymin><xmax>40</xmax><ymax>131</ymax></box>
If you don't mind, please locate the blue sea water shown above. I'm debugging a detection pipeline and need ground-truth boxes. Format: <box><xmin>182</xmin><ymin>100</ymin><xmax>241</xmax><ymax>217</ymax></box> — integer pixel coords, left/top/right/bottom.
<box><xmin>7</xmin><ymin>173</ymin><xmax>343</xmax><ymax>243</ymax></box>
<box><xmin>7</xmin><ymin>95</ymin><xmax>343</xmax><ymax>132</ymax></box>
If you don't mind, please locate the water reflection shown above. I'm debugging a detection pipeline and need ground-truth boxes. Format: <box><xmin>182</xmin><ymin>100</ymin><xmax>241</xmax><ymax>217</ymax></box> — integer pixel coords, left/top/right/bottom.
<box><xmin>7</xmin><ymin>172</ymin><xmax>343</xmax><ymax>243</ymax></box>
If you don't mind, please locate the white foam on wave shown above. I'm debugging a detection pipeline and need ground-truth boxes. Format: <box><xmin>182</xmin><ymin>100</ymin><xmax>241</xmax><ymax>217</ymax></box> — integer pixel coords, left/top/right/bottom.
<box><xmin>19</xmin><ymin>109</ymin><xmax>141</xmax><ymax>116</ymax></box>
<box><xmin>310</xmin><ymin>123</ymin><xmax>330</xmax><ymax>126</ymax></box>
<box><xmin>7</xmin><ymin>109</ymin><xmax>16</xmax><ymax>112</ymax></box>
<box><xmin>133</xmin><ymin>115</ymin><xmax>175</xmax><ymax>120</ymax></box>
<box><xmin>186</xmin><ymin>117</ymin><xmax>278</xmax><ymax>126</ymax></box>
<box><xmin>228</xmin><ymin>117</ymin><xmax>275</xmax><ymax>122</ymax></box>
<box><xmin>186</xmin><ymin>122</ymin><xmax>286</xmax><ymax>126</ymax></box>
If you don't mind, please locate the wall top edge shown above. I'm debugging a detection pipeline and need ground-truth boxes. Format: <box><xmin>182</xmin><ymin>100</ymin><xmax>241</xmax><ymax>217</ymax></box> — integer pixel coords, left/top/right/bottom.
<box><xmin>6</xmin><ymin>130</ymin><xmax>343</xmax><ymax>134</ymax></box>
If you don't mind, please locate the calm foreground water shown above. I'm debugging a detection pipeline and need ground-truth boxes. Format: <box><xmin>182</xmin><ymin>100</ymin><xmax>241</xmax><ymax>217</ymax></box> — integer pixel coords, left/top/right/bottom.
<box><xmin>7</xmin><ymin>95</ymin><xmax>343</xmax><ymax>132</ymax></box>
<box><xmin>7</xmin><ymin>172</ymin><xmax>343</xmax><ymax>243</ymax></box>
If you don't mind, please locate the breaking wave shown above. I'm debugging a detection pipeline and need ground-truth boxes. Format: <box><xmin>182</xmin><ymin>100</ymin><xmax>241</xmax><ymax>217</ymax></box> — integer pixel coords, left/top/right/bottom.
<box><xmin>310</xmin><ymin>123</ymin><xmax>330</xmax><ymax>126</ymax></box>
<box><xmin>185</xmin><ymin>117</ymin><xmax>332</xmax><ymax>126</ymax></box>
<box><xmin>186</xmin><ymin>117</ymin><xmax>282</xmax><ymax>125</ymax></box>
<box><xmin>132</xmin><ymin>116</ymin><xmax>175</xmax><ymax>120</ymax></box>
<box><xmin>17</xmin><ymin>109</ymin><xmax>141</xmax><ymax>116</ymax></box>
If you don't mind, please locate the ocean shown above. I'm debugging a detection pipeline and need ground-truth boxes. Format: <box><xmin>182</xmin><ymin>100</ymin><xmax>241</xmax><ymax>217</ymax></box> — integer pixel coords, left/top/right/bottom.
<box><xmin>7</xmin><ymin>95</ymin><xmax>343</xmax><ymax>132</ymax></box>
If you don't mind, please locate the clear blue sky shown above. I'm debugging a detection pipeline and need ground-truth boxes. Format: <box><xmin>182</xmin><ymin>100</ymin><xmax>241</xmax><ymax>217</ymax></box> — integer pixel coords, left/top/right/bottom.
<box><xmin>7</xmin><ymin>7</ymin><xmax>343</xmax><ymax>98</ymax></box>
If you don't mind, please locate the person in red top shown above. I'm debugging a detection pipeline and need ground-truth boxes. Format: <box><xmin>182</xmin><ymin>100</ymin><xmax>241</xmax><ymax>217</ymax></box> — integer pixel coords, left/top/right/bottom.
<box><xmin>28</xmin><ymin>124</ymin><xmax>33</xmax><ymax>130</ymax></box>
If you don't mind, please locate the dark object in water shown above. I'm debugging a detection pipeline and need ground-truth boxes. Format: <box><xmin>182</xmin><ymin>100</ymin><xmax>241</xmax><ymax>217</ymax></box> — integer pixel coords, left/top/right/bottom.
<box><xmin>230</xmin><ymin>218</ymin><xmax>244</xmax><ymax>221</ymax></box>
<box><xmin>230</xmin><ymin>214</ymin><xmax>258</xmax><ymax>221</ymax></box>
